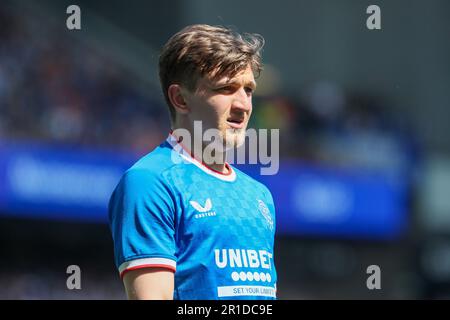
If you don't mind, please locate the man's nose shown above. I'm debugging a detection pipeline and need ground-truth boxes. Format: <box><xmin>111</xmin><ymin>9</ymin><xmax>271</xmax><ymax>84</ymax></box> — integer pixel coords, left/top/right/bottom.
<box><xmin>231</xmin><ymin>88</ymin><xmax>251</xmax><ymax>112</ymax></box>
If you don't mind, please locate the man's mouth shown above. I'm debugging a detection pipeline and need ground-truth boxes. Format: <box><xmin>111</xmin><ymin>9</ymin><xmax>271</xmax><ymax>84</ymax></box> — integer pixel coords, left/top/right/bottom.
<box><xmin>226</xmin><ymin>117</ymin><xmax>245</xmax><ymax>129</ymax></box>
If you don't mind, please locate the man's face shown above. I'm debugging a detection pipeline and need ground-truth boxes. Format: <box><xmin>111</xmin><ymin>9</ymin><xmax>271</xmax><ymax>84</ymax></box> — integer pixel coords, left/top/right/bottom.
<box><xmin>183</xmin><ymin>65</ymin><xmax>256</xmax><ymax>149</ymax></box>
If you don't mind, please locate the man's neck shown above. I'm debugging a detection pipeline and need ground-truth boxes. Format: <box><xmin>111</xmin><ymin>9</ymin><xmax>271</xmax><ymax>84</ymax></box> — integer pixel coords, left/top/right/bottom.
<box><xmin>171</xmin><ymin>128</ymin><xmax>230</xmax><ymax>175</ymax></box>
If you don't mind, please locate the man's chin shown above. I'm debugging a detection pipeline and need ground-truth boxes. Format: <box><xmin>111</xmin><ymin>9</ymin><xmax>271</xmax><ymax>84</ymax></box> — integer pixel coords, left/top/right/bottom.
<box><xmin>223</xmin><ymin>129</ymin><xmax>246</xmax><ymax>149</ymax></box>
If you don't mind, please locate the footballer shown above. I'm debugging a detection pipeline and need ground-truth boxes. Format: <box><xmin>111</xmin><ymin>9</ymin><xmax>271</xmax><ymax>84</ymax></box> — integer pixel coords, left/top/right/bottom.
<box><xmin>109</xmin><ymin>24</ymin><xmax>277</xmax><ymax>300</ymax></box>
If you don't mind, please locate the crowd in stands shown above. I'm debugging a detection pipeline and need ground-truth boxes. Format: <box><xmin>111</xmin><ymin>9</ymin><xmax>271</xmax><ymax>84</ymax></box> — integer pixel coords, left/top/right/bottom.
<box><xmin>0</xmin><ymin>5</ymin><xmax>419</xmax><ymax>173</ymax></box>
<box><xmin>0</xmin><ymin>5</ymin><xmax>168</xmax><ymax>154</ymax></box>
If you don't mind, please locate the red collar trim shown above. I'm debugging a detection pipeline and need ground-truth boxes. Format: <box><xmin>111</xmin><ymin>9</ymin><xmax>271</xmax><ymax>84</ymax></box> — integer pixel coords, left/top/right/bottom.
<box><xmin>169</xmin><ymin>132</ymin><xmax>233</xmax><ymax>176</ymax></box>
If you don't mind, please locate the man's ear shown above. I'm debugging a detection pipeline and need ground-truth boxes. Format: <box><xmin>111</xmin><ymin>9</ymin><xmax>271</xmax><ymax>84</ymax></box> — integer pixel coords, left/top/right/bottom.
<box><xmin>168</xmin><ymin>84</ymin><xmax>190</xmax><ymax>115</ymax></box>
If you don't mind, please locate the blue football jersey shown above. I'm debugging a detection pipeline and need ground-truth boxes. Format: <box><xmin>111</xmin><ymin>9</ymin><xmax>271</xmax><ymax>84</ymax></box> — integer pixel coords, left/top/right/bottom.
<box><xmin>109</xmin><ymin>134</ymin><xmax>277</xmax><ymax>299</ymax></box>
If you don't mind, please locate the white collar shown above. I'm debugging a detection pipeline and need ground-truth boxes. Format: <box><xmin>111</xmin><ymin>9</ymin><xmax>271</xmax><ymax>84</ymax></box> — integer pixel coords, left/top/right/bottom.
<box><xmin>166</xmin><ymin>134</ymin><xmax>237</xmax><ymax>182</ymax></box>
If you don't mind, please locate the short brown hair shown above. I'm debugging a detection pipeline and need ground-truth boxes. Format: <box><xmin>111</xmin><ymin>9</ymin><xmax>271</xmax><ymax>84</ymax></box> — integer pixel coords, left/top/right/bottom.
<box><xmin>158</xmin><ymin>24</ymin><xmax>264</xmax><ymax>122</ymax></box>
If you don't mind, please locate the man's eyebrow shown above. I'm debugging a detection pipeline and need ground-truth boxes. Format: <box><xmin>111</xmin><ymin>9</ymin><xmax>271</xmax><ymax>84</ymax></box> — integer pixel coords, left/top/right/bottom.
<box><xmin>217</xmin><ymin>79</ymin><xmax>257</xmax><ymax>88</ymax></box>
<box><xmin>246</xmin><ymin>80</ymin><xmax>257</xmax><ymax>89</ymax></box>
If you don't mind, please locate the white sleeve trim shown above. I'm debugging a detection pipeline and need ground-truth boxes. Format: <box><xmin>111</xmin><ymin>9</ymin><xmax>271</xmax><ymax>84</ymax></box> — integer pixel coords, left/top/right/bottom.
<box><xmin>119</xmin><ymin>257</ymin><xmax>177</xmax><ymax>275</ymax></box>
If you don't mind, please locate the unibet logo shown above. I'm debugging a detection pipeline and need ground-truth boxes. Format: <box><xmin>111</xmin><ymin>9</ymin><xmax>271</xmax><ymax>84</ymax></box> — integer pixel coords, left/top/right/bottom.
<box><xmin>215</xmin><ymin>249</ymin><xmax>273</xmax><ymax>270</ymax></box>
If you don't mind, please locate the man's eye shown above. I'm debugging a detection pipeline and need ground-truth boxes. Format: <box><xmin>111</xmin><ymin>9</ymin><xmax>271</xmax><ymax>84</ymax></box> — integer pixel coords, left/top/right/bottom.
<box><xmin>217</xmin><ymin>86</ymin><xmax>234</xmax><ymax>93</ymax></box>
<box><xmin>245</xmin><ymin>87</ymin><xmax>254</xmax><ymax>94</ymax></box>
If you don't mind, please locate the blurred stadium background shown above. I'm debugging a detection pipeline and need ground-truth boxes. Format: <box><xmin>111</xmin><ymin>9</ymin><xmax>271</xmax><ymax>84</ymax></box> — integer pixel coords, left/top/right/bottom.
<box><xmin>1</xmin><ymin>0</ymin><xmax>450</xmax><ymax>299</ymax></box>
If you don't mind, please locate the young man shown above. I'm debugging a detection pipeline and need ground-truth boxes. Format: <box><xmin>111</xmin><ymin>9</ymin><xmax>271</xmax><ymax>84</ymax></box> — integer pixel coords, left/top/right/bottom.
<box><xmin>109</xmin><ymin>24</ymin><xmax>277</xmax><ymax>300</ymax></box>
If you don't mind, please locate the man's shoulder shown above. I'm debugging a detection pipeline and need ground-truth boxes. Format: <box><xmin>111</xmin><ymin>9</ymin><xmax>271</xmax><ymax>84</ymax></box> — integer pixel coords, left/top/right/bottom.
<box><xmin>133</xmin><ymin>140</ymin><xmax>174</xmax><ymax>168</ymax></box>
<box><xmin>232</xmin><ymin>165</ymin><xmax>272</xmax><ymax>196</ymax></box>
<box><xmin>119</xmin><ymin>141</ymin><xmax>180</xmax><ymax>189</ymax></box>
